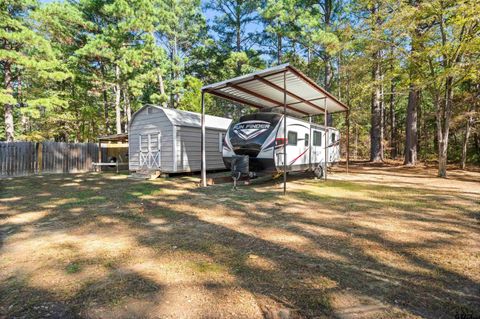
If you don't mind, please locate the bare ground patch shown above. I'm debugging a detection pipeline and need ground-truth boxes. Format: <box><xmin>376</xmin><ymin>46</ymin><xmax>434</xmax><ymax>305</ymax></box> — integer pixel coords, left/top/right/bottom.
<box><xmin>0</xmin><ymin>165</ymin><xmax>479</xmax><ymax>318</ymax></box>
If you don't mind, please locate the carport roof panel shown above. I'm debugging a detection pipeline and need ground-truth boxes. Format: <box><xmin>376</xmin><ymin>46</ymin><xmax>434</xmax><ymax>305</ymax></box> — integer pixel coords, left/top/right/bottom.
<box><xmin>201</xmin><ymin>63</ymin><xmax>348</xmax><ymax>116</ymax></box>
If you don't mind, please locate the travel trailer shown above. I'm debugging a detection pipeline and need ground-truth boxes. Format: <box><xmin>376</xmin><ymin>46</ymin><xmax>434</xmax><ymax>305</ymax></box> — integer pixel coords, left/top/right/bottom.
<box><xmin>222</xmin><ymin>112</ymin><xmax>340</xmax><ymax>178</ymax></box>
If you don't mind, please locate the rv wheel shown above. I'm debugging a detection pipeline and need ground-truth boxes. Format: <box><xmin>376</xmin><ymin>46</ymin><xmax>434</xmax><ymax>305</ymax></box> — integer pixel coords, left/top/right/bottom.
<box><xmin>314</xmin><ymin>165</ymin><xmax>324</xmax><ymax>178</ymax></box>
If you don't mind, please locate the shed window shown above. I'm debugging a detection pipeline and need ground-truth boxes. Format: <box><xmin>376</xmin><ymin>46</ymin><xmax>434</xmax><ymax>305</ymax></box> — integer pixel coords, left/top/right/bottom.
<box><xmin>147</xmin><ymin>107</ymin><xmax>153</xmax><ymax>114</ymax></box>
<box><xmin>219</xmin><ymin>132</ymin><xmax>225</xmax><ymax>152</ymax></box>
<box><xmin>331</xmin><ymin>132</ymin><xmax>336</xmax><ymax>143</ymax></box>
<box><xmin>139</xmin><ymin>134</ymin><xmax>149</xmax><ymax>152</ymax></box>
<box><xmin>150</xmin><ymin>133</ymin><xmax>161</xmax><ymax>152</ymax></box>
<box><xmin>139</xmin><ymin>133</ymin><xmax>160</xmax><ymax>152</ymax></box>
<box><xmin>305</xmin><ymin>134</ymin><xmax>309</xmax><ymax>147</ymax></box>
<box><xmin>288</xmin><ymin>131</ymin><xmax>297</xmax><ymax>145</ymax></box>
<box><xmin>313</xmin><ymin>131</ymin><xmax>322</xmax><ymax>146</ymax></box>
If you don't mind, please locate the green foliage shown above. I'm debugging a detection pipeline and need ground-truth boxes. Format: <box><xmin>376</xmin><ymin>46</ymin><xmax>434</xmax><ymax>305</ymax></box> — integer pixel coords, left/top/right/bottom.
<box><xmin>206</xmin><ymin>0</ymin><xmax>261</xmax><ymax>52</ymax></box>
<box><xmin>0</xmin><ymin>0</ymin><xmax>478</xmax><ymax>166</ymax></box>
<box><xmin>0</xmin><ymin>0</ymin><xmax>70</xmax><ymax>141</ymax></box>
<box><xmin>65</xmin><ymin>262</ymin><xmax>81</xmax><ymax>274</ymax></box>
<box><xmin>176</xmin><ymin>75</ymin><xmax>203</xmax><ymax>113</ymax></box>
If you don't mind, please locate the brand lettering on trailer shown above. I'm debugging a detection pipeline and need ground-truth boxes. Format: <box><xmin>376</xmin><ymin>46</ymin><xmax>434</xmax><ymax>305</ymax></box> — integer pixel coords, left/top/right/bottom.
<box><xmin>233</xmin><ymin>120</ymin><xmax>271</xmax><ymax>140</ymax></box>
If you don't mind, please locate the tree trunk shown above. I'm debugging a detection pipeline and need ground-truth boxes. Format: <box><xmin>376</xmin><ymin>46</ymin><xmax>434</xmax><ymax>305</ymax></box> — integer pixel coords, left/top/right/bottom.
<box><xmin>404</xmin><ymin>83</ymin><xmax>419</xmax><ymax>165</ymax></box>
<box><xmin>354</xmin><ymin>124</ymin><xmax>358</xmax><ymax>159</ymax></box>
<box><xmin>438</xmin><ymin>139</ymin><xmax>447</xmax><ymax>177</ymax></box>
<box><xmin>437</xmin><ymin>77</ymin><xmax>453</xmax><ymax>177</ymax></box>
<box><xmin>324</xmin><ymin>58</ymin><xmax>332</xmax><ymax>91</ymax></box>
<box><xmin>323</xmin><ymin>0</ymin><xmax>332</xmax><ymax>90</ymax></box>
<box><xmin>75</xmin><ymin>107</ymin><xmax>81</xmax><ymax>142</ymax></box>
<box><xmin>380</xmin><ymin>72</ymin><xmax>385</xmax><ymax>158</ymax></box>
<box><xmin>100</xmin><ymin>62</ymin><xmax>109</xmax><ymax>134</ymax></box>
<box><xmin>370</xmin><ymin>52</ymin><xmax>382</xmax><ymax>162</ymax></box>
<box><xmin>18</xmin><ymin>73</ymin><xmax>28</xmax><ymax>135</ymax></box>
<box><xmin>114</xmin><ymin>64</ymin><xmax>122</xmax><ymax>134</ymax></box>
<box><xmin>157</xmin><ymin>72</ymin><xmax>167</xmax><ymax>107</ymax></box>
<box><xmin>324</xmin><ymin>0</ymin><xmax>333</xmax><ymax>126</ymax></box>
<box><xmin>404</xmin><ymin>3</ymin><xmax>422</xmax><ymax>165</ymax></box>
<box><xmin>170</xmin><ymin>49</ymin><xmax>174</xmax><ymax>108</ymax></box>
<box><xmin>277</xmin><ymin>33</ymin><xmax>282</xmax><ymax>64</ymax></box>
<box><xmin>123</xmin><ymin>95</ymin><xmax>127</xmax><ymax>133</ymax></box>
<box><xmin>236</xmin><ymin>15</ymin><xmax>241</xmax><ymax>52</ymax></box>
<box><xmin>461</xmin><ymin>105</ymin><xmax>473</xmax><ymax>169</ymax></box>
<box><xmin>434</xmin><ymin>94</ymin><xmax>444</xmax><ymax>175</ymax></box>
<box><xmin>433</xmin><ymin>119</ymin><xmax>438</xmax><ymax>157</ymax></box>
<box><xmin>338</xmin><ymin>53</ymin><xmax>342</xmax><ymax>99</ymax></box>
<box><xmin>235</xmin><ymin>9</ymin><xmax>241</xmax><ymax>74</ymax></box>
<box><xmin>325</xmin><ymin>58</ymin><xmax>333</xmax><ymax>126</ymax></box>
<box><xmin>103</xmin><ymin>89</ymin><xmax>109</xmax><ymax>134</ymax></box>
<box><xmin>417</xmin><ymin>92</ymin><xmax>422</xmax><ymax>159</ymax></box>
<box><xmin>3</xmin><ymin>61</ymin><xmax>14</xmax><ymax>142</ymax></box>
<box><xmin>389</xmin><ymin>80</ymin><xmax>397</xmax><ymax>159</ymax></box>
<box><xmin>369</xmin><ymin>3</ymin><xmax>382</xmax><ymax>162</ymax></box>
<box><xmin>170</xmin><ymin>34</ymin><xmax>179</xmax><ymax>108</ymax></box>
<box><xmin>123</xmin><ymin>88</ymin><xmax>131</xmax><ymax>132</ymax></box>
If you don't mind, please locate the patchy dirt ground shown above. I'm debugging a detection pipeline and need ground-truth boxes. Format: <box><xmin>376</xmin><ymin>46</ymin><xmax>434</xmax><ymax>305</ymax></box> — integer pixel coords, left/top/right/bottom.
<box><xmin>0</xmin><ymin>164</ymin><xmax>479</xmax><ymax>319</ymax></box>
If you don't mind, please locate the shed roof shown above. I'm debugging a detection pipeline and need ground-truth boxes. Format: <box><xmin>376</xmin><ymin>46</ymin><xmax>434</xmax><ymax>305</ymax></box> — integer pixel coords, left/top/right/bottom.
<box><xmin>144</xmin><ymin>104</ymin><xmax>232</xmax><ymax>130</ymax></box>
<box><xmin>98</xmin><ymin>133</ymin><xmax>128</xmax><ymax>142</ymax></box>
<box><xmin>202</xmin><ymin>63</ymin><xmax>348</xmax><ymax>117</ymax></box>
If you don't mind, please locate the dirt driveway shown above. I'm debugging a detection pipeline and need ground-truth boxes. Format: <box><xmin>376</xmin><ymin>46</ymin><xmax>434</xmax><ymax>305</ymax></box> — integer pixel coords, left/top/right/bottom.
<box><xmin>1</xmin><ymin>164</ymin><xmax>479</xmax><ymax>318</ymax></box>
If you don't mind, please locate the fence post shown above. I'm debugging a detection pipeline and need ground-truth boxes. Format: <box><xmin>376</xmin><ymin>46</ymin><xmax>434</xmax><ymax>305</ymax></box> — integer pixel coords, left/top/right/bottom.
<box><xmin>97</xmin><ymin>140</ymin><xmax>102</xmax><ymax>172</ymax></box>
<box><xmin>37</xmin><ymin>143</ymin><xmax>43</xmax><ymax>173</ymax></box>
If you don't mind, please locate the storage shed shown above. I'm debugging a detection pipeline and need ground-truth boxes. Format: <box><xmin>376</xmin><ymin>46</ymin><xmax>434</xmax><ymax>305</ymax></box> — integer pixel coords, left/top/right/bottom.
<box><xmin>129</xmin><ymin>105</ymin><xmax>232</xmax><ymax>173</ymax></box>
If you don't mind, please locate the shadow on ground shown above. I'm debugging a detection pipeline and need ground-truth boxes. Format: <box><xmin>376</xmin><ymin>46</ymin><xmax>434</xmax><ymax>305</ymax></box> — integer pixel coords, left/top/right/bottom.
<box><xmin>0</xmin><ymin>166</ymin><xmax>479</xmax><ymax>318</ymax></box>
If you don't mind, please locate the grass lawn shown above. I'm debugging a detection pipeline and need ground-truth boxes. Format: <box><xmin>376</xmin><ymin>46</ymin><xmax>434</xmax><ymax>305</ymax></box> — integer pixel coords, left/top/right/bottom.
<box><xmin>0</xmin><ymin>164</ymin><xmax>479</xmax><ymax>318</ymax></box>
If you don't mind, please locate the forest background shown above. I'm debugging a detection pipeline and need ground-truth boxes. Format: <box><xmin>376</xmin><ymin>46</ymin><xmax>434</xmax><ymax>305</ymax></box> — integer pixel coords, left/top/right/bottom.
<box><xmin>1</xmin><ymin>0</ymin><xmax>479</xmax><ymax>176</ymax></box>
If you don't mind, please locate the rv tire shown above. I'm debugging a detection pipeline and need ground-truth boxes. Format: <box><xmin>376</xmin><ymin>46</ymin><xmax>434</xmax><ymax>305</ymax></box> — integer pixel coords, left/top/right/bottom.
<box><xmin>314</xmin><ymin>165</ymin><xmax>324</xmax><ymax>179</ymax></box>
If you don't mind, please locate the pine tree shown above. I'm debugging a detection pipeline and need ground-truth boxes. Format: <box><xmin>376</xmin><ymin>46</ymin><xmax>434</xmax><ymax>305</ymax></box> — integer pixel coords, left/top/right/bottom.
<box><xmin>1</xmin><ymin>0</ymin><xmax>68</xmax><ymax>141</ymax></box>
<box><xmin>206</xmin><ymin>0</ymin><xmax>262</xmax><ymax>75</ymax></box>
<box><xmin>155</xmin><ymin>0</ymin><xmax>206</xmax><ymax>107</ymax></box>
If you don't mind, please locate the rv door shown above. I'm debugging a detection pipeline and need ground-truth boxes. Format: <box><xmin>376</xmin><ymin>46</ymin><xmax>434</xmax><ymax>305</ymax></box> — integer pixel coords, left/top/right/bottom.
<box><xmin>312</xmin><ymin>130</ymin><xmax>323</xmax><ymax>165</ymax></box>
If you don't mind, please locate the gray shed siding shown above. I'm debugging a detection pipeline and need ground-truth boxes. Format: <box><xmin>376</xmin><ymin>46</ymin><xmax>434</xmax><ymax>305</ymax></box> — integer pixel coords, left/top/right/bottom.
<box><xmin>129</xmin><ymin>105</ymin><xmax>229</xmax><ymax>173</ymax></box>
<box><xmin>176</xmin><ymin>126</ymin><xmax>225</xmax><ymax>172</ymax></box>
<box><xmin>128</xmin><ymin>107</ymin><xmax>174</xmax><ymax>172</ymax></box>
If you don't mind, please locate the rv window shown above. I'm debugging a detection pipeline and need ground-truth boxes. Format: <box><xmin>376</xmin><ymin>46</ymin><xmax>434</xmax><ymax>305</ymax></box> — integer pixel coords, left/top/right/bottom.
<box><xmin>305</xmin><ymin>134</ymin><xmax>309</xmax><ymax>146</ymax></box>
<box><xmin>331</xmin><ymin>132</ymin><xmax>336</xmax><ymax>143</ymax></box>
<box><xmin>218</xmin><ymin>132</ymin><xmax>225</xmax><ymax>152</ymax></box>
<box><xmin>313</xmin><ymin>131</ymin><xmax>322</xmax><ymax>146</ymax></box>
<box><xmin>288</xmin><ymin>131</ymin><xmax>297</xmax><ymax>145</ymax></box>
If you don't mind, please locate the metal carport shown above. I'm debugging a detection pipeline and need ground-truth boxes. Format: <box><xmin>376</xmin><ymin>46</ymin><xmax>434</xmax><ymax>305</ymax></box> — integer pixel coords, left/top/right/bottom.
<box><xmin>200</xmin><ymin>63</ymin><xmax>350</xmax><ymax>193</ymax></box>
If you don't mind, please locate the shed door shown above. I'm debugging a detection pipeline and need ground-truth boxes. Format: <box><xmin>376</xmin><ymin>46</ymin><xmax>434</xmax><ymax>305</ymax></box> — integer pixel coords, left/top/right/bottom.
<box><xmin>139</xmin><ymin>133</ymin><xmax>161</xmax><ymax>169</ymax></box>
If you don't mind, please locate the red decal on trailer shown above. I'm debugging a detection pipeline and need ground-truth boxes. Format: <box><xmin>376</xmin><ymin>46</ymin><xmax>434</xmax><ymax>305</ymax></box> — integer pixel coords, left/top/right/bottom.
<box><xmin>289</xmin><ymin>148</ymin><xmax>309</xmax><ymax>165</ymax></box>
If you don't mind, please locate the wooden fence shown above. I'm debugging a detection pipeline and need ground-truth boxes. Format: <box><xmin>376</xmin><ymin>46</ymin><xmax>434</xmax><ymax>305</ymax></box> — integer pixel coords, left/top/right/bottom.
<box><xmin>0</xmin><ymin>141</ymin><xmax>99</xmax><ymax>177</ymax></box>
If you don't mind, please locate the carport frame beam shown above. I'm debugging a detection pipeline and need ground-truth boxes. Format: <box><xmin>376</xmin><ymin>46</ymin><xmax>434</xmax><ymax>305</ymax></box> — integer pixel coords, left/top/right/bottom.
<box><xmin>283</xmin><ymin>71</ymin><xmax>287</xmax><ymax>195</ymax></box>
<box><xmin>201</xmin><ymin>91</ymin><xmax>207</xmax><ymax>187</ymax></box>
<box><xmin>324</xmin><ymin>98</ymin><xmax>328</xmax><ymax>181</ymax></box>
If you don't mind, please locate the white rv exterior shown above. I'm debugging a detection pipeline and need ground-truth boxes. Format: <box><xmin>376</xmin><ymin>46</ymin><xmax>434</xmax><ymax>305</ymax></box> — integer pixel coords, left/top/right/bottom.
<box><xmin>129</xmin><ymin>105</ymin><xmax>231</xmax><ymax>173</ymax></box>
<box><xmin>274</xmin><ymin>116</ymin><xmax>340</xmax><ymax>169</ymax></box>
<box><xmin>223</xmin><ymin>113</ymin><xmax>340</xmax><ymax>177</ymax></box>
